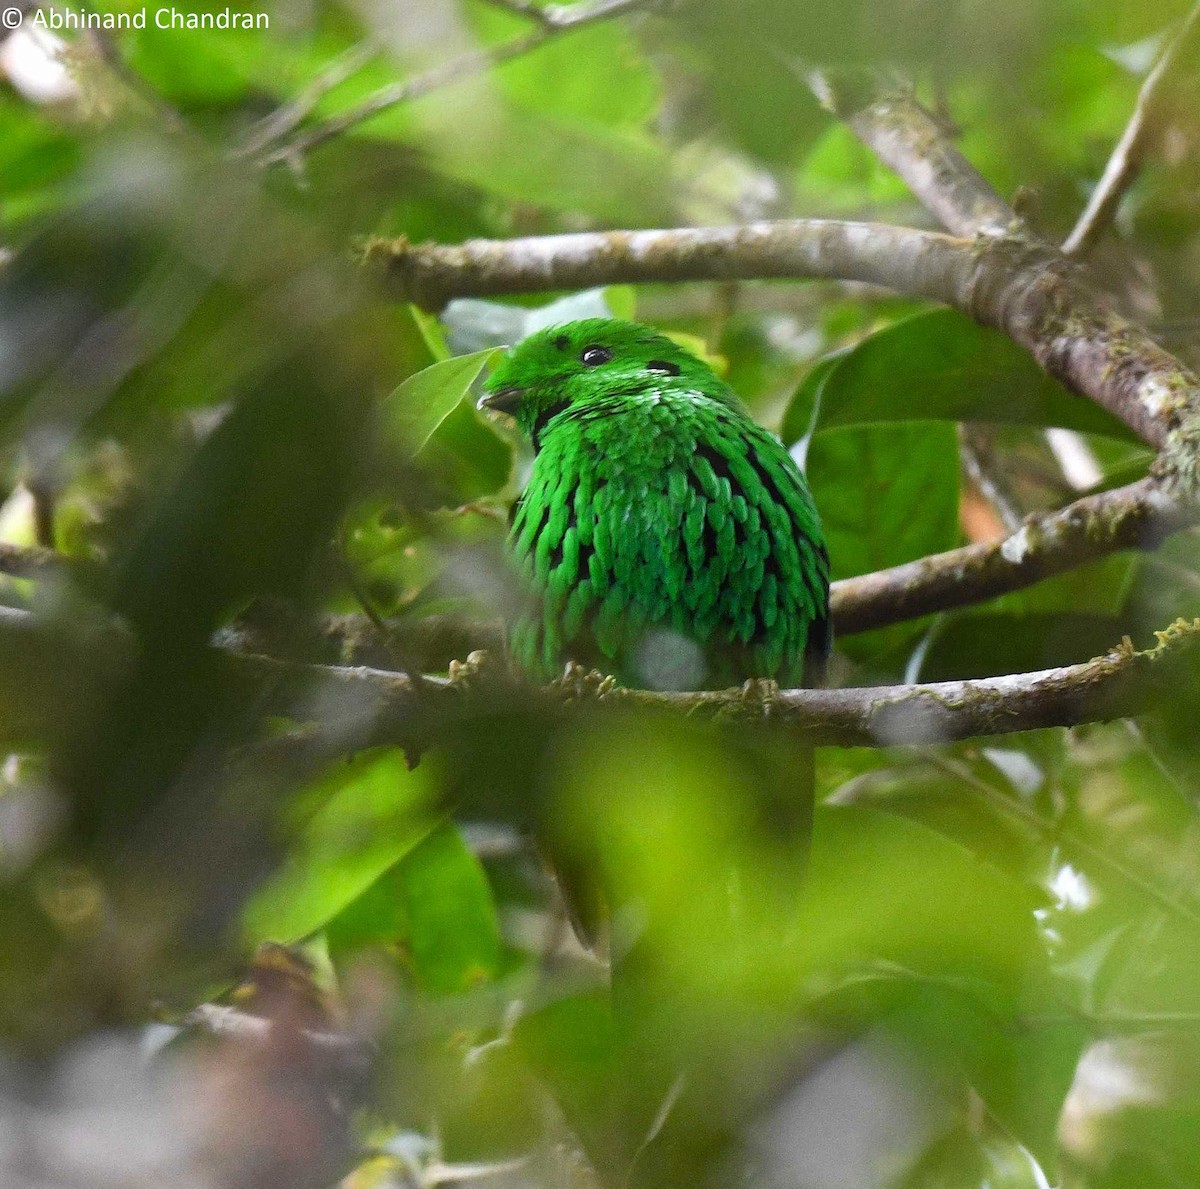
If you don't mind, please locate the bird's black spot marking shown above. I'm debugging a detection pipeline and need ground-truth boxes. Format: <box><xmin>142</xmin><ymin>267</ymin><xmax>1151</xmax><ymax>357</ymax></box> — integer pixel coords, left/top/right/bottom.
<box><xmin>696</xmin><ymin>442</ymin><xmax>735</xmax><ymax>484</ymax></box>
<box><xmin>531</xmin><ymin>399</ymin><xmax>571</xmax><ymax>449</ymax></box>
<box><xmin>554</xmin><ymin>334</ymin><xmax>569</xmax><ymax>351</ymax></box>
<box><xmin>581</xmin><ymin>345</ymin><xmax>613</xmax><ymax>367</ymax></box>
<box><xmin>529</xmin><ymin>500</ymin><xmax>551</xmax><ymax>546</ymax></box>
<box><xmin>746</xmin><ymin>450</ymin><xmax>789</xmax><ymax>512</ymax></box>
<box><xmin>548</xmin><ymin>502</ymin><xmax>579</xmax><ymax>572</ymax></box>
<box><xmin>701</xmin><ymin>514</ymin><xmax>719</xmax><ymax>567</ymax></box>
<box><xmin>804</xmin><ymin>612</ymin><xmax>832</xmax><ymax>687</ymax></box>
<box><xmin>646</xmin><ymin>359</ymin><xmax>681</xmax><ymax>376</ymax></box>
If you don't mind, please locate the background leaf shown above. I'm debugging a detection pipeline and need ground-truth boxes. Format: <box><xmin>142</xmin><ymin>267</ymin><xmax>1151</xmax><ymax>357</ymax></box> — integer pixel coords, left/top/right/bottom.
<box><xmin>806</xmin><ymin>420</ymin><xmax>961</xmax><ymax>580</ymax></box>
<box><xmin>789</xmin><ymin>310</ymin><xmax>1140</xmax><ymax>440</ymax></box>
<box><xmin>382</xmin><ymin>348</ymin><xmax>500</xmax><ymax>457</ymax></box>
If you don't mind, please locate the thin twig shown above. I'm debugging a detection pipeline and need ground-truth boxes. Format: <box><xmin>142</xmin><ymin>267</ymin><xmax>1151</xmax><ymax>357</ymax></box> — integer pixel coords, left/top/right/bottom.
<box><xmin>807</xmin><ymin>74</ymin><xmax>1015</xmax><ymax>237</ymax></box>
<box><xmin>254</xmin><ymin>0</ymin><xmax>656</xmax><ymax>168</ymax></box>
<box><xmin>959</xmin><ymin>426</ymin><xmax>1024</xmax><ymax>533</ymax></box>
<box><xmin>478</xmin><ymin>0</ymin><xmax>555</xmax><ymax>25</ymax></box>
<box><xmin>1063</xmin><ymin>1</ymin><xmax>1200</xmax><ymax>256</ymax></box>
<box><xmin>256</xmin><ymin>30</ymin><xmax>545</xmax><ymax>167</ymax></box>
<box><xmin>84</xmin><ymin>28</ymin><xmax>187</xmax><ymax>132</ymax></box>
<box><xmin>234</xmin><ymin>39</ymin><xmax>380</xmax><ymax>160</ymax></box>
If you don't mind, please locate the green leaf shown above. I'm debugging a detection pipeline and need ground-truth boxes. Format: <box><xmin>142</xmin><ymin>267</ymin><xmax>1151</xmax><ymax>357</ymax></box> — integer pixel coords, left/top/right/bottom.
<box><xmin>801</xmin><ymin>807</ymin><xmax>1081</xmax><ymax>1171</ymax></box>
<box><xmin>920</xmin><ymin>612</ymin><xmax>1122</xmax><ymax>681</ymax></box>
<box><xmin>325</xmin><ymin>820</ymin><xmax>501</xmax><ymax>994</ymax></box>
<box><xmin>781</xmin><ymin>349</ymin><xmax>847</xmax><ymax>445</ymax></box>
<box><xmin>416</xmin><ymin>398</ymin><xmax>515</xmax><ymax>504</ymax></box>
<box><xmin>787</xmin><ymin>309</ymin><xmax>1139</xmax><ymax>440</ymax></box>
<box><xmin>975</xmin><ymin>553</ymin><xmax>1138</xmax><ymax>620</ymax></box>
<box><xmin>396</xmin><ymin>822</ymin><xmax>502</xmax><ymax>994</ymax></box>
<box><xmin>804</xmin><ymin>805</ymin><xmax>1043</xmax><ymax>997</ymax></box>
<box><xmin>472</xmin><ymin>7</ymin><xmax>660</xmax><ymax>129</ymax></box>
<box><xmin>806</xmin><ymin>420</ymin><xmax>960</xmax><ymax>667</ymax></box>
<box><xmin>806</xmin><ymin>421</ymin><xmax>960</xmax><ymax>580</ymax></box>
<box><xmin>410</xmin><ymin>304</ymin><xmax>452</xmax><ymax>362</ymax></box>
<box><xmin>382</xmin><ymin>349</ymin><xmax>500</xmax><ymax>458</ymax></box>
<box><xmin>242</xmin><ymin>749</ymin><xmax>436</xmax><ymax>946</ymax></box>
<box><xmin>602</xmin><ymin>285</ymin><xmax>637</xmax><ymax>322</ymax></box>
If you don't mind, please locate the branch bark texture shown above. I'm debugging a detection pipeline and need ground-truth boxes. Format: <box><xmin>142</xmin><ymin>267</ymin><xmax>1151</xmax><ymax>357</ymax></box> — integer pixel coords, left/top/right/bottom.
<box><xmin>628</xmin><ymin>623</ymin><xmax>1196</xmax><ymax>746</ymax></box>
<box><xmin>373</xmin><ymin>222</ymin><xmax>1200</xmax><ymax>493</ymax></box>
<box><xmin>1063</xmin><ymin>1</ymin><xmax>1200</xmax><ymax>256</ymax></box>
<box><xmin>222</xmin><ymin>617</ymin><xmax>1200</xmax><ymax>751</ymax></box>
<box><xmin>808</xmin><ymin>76</ymin><xmax>1015</xmax><ymax>237</ymax></box>
<box><xmin>831</xmin><ymin>477</ymin><xmax>1190</xmax><ymax>633</ymax></box>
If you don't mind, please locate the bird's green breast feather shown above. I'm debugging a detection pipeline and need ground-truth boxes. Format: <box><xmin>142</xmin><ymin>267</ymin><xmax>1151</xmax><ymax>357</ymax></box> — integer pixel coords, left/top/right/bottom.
<box><xmin>509</xmin><ymin>389</ymin><xmax>829</xmax><ymax>685</ymax></box>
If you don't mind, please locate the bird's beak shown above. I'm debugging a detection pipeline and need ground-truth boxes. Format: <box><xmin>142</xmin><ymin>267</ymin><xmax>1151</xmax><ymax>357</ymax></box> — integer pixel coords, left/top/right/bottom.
<box><xmin>477</xmin><ymin>386</ymin><xmax>524</xmax><ymax>416</ymax></box>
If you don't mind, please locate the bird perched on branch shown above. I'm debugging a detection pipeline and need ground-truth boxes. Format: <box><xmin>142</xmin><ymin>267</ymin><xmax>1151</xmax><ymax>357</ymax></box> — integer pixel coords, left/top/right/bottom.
<box><xmin>479</xmin><ymin>317</ymin><xmax>830</xmax><ymax>692</ymax></box>
<box><xmin>480</xmin><ymin>319</ymin><xmax>829</xmax><ymax>1184</ymax></box>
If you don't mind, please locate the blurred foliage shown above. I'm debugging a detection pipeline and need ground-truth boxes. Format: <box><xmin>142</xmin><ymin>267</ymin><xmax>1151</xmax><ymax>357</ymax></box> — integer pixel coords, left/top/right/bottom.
<box><xmin>0</xmin><ymin>2</ymin><xmax>1199</xmax><ymax>1188</ymax></box>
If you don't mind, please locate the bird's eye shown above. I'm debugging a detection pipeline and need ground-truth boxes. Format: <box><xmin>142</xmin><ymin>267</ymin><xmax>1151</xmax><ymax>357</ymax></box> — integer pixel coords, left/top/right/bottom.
<box><xmin>580</xmin><ymin>345</ymin><xmax>613</xmax><ymax>367</ymax></box>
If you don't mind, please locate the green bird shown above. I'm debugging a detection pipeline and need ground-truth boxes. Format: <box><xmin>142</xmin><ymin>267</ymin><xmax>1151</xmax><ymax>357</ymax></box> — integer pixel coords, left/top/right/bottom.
<box><xmin>479</xmin><ymin>317</ymin><xmax>830</xmax><ymax>691</ymax></box>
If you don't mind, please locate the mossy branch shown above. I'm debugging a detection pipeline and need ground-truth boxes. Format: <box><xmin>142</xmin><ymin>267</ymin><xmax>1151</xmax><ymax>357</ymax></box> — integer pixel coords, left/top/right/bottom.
<box><xmin>211</xmin><ymin>476</ymin><xmax>1187</xmax><ymax>670</ymax></box>
<box><xmin>3</xmin><ymin>595</ymin><xmax>1194</xmax><ymax>751</ymax></box>
<box><xmin>220</xmin><ymin>617</ymin><xmax>1200</xmax><ymax>752</ymax></box>
<box><xmin>807</xmin><ymin>75</ymin><xmax>1016</xmax><ymax>238</ymax></box>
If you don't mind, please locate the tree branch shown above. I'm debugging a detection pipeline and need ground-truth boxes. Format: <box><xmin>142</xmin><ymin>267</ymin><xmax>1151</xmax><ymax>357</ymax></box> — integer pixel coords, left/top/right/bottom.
<box><xmin>12</xmin><ymin>472</ymin><xmax>1189</xmax><ymax>661</ymax></box>
<box><xmin>223</xmin><ymin>617</ymin><xmax>1200</xmax><ymax>751</ymax></box>
<box><xmin>253</xmin><ymin>0</ymin><xmax>657</xmax><ymax>168</ymax></box>
<box><xmin>0</xmin><ymin>596</ymin><xmax>1193</xmax><ymax>753</ymax></box>
<box><xmin>234</xmin><ymin>40</ymin><xmax>380</xmax><ymax>161</ymax></box>
<box><xmin>0</xmin><ymin>540</ymin><xmax>65</xmax><ymax>579</ymax></box>
<box><xmin>830</xmin><ymin>477</ymin><xmax>1189</xmax><ymax>634</ymax></box>
<box><xmin>219</xmin><ymin>477</ymin><xmax>1187</xmax><ymax>670</ymax></box>
<box><xmin>1063</xmin><ymin>1</ymin><xmax>1200</xmax><ymax>257</ymax></box>
<box><xmin>372</xmin><ymin>221</ymin><xmax>1200</xmax><ymax>490</ymax></box>
<box><xmin>586</xmin><ymin>621</ymin><xmax>1199</xmax><ymax>745</ymax></box>
<box><xmin>807</xmin><ymin>75</ymin><xmax>1015</xmax><ymax>237</ymax></box>
<box><xmin>367</xmin><ymin>219</ymin><xmax>967</xmax><ymax>309</ymax></box>
<box><xmin>613</xmin><ymin>616</ymin><xmax>1197</xmax><ymax>745</ymax></box>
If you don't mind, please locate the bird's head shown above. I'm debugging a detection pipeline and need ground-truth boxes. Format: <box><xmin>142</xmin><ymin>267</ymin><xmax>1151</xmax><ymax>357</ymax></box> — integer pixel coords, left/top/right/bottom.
<box><xmin>478</xmin><ymin>317</ymin><xmax>732</xmax><ymax>444</ymax></box>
